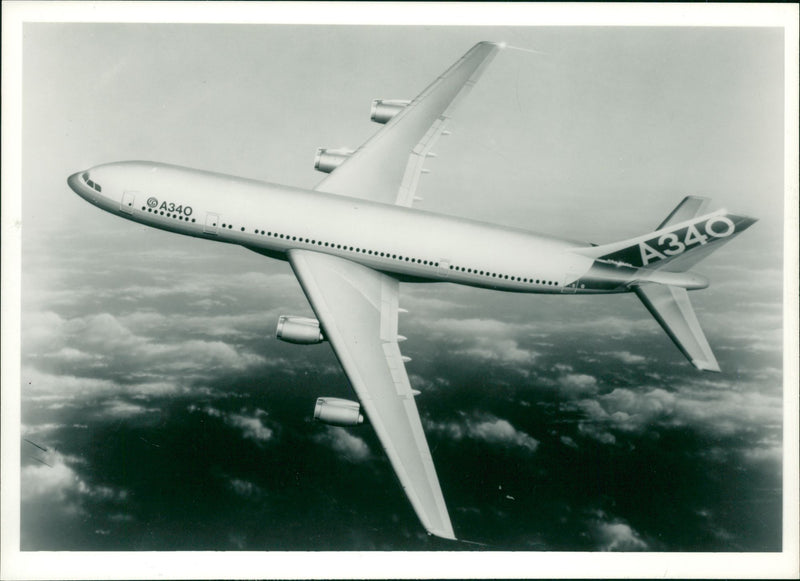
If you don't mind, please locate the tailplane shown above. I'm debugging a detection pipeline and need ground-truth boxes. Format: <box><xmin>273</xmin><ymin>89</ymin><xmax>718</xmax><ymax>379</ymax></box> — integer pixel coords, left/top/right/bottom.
<box><xmin>634</xmin><ymin>283</ymin><xmax>720</xmax><ymax>372</ymax></box>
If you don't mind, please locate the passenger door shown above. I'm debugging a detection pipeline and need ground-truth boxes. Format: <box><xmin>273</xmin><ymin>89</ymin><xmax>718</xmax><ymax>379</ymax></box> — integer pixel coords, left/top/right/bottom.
<box><xmin>121</xmin><ymin>191</ymin><xmax>137</xmax><ymax>214</ymax></box>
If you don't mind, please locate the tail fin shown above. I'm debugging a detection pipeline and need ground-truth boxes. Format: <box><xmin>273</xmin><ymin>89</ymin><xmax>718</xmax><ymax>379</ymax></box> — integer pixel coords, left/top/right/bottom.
<box><xmin>576</xmin><ymin>197</ymin><xmax>757</xmax><ymax>372</ymax></box>
<box><xmin>575</xmin><ymin>197</ymin><xmax>757</xmax><ymax>273</ymax></box>
<box><xmin>655</xmin><ymin>195</ymin><xmax>710</xmax><ymax>229</ymax></box>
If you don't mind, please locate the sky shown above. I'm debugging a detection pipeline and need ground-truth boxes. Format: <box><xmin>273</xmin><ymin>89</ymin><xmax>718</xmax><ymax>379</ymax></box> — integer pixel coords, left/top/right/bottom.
<box><xmin>3</xmin><ymin>5</ymin><xmax>798</xmax><ymax>578</ymax></box>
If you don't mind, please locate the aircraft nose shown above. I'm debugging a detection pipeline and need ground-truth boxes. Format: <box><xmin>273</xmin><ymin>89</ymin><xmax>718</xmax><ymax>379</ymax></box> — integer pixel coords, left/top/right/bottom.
<box><xmin>67</xmin><ymin>171</ymin><xmax>82</xmax><ymax>194</ymax></box>
<box><xmin>67</xmin><ymin>170</ymin><xmax>96</xmax><ymax>204</ymax></box>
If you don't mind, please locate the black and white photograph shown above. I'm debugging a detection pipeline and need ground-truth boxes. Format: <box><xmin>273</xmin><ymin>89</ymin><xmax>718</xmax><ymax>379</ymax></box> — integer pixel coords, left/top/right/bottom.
<box><xmin>2</xmin><ymin>2</ymin><xmax>798</xmax><ymax>579</ymax></box>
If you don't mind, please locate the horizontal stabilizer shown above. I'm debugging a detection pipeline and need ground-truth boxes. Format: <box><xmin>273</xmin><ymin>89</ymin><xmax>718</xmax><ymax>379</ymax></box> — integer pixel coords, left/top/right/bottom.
<box><xmin>634</xmin><ymin>283</ymin><xmax>720</xmax><ymax>372</ymax></box>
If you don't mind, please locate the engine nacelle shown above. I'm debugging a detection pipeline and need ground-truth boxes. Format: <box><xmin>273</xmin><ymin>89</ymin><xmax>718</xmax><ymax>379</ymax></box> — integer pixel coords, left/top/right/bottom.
<box><xmin>276</xmin><ymin>315</ymin><xmax>324</xmax><ymax>345</ymax></box>
<box><xmin>314</xmin><ymin>397</ymin><xmax>364</xmax><ymax>426</ymax></box>
<box><xmin>314</xmin><ymin>147</ymin><xmax>353</xmax><ymax>173</ymax></box>
<box><xmin>370</xmin><ymin>99</ymin><xmax>410</xmax><ymax>124</ymax></box>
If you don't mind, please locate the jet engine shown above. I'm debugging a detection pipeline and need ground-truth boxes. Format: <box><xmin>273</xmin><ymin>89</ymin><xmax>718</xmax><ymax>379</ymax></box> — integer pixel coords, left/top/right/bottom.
<box><xmin>314</xmin><ymin>147</ymin><xmax>353</xmax><ymax>173</ymax></box>
<box><xmin>275</xmin><ymin>315</ymin><xmax>324</xmax><ymax>344</ymax></box>
<box><xmin>370</xmin><ymin>99</ymin><xmax>410</xmax><ymax>124</ymax></box>
<box><xmin>314</xmin><ymin>397</ymin><xmax>364</xmax><ymax>426</ymax></box>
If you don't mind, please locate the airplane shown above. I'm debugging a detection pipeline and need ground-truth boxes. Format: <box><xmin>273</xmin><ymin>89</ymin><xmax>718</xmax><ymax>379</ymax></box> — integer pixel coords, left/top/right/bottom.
<box><xmin>67</xmin><ymin>41</ymin><xmax>756</xmax><ymax>541</ymax></box>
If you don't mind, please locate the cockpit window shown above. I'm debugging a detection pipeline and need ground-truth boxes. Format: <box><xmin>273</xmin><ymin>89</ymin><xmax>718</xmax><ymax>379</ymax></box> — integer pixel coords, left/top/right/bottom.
<box><xmin>82</xmin><ymin>172</ymin><xmax>102</xmax><ymax>192</ymax></box>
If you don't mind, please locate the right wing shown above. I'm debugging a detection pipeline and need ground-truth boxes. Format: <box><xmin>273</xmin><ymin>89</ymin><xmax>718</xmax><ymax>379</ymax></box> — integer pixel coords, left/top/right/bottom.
<box><xmin>314</xmin><ymin>41</ymin><xmax>501</xmax><ymax>207</ymax></box>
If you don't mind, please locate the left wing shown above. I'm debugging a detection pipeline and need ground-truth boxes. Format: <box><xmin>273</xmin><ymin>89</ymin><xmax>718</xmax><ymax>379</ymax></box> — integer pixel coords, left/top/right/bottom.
<box><xmin>287</xmin><ymin>249</ymin><xmax>455</xmax><ymax>539</ymax></box>
<box><xmin>314</xmin><ymin>41</ymin><xmax>501</xmax><ymax>207</ymax></box>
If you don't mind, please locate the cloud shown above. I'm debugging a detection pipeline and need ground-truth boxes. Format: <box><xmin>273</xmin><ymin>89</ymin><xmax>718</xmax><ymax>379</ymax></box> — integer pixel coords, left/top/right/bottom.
<box><xmin>418</xmin><ymin>318</ymin><xmax>540</xmax><ymax>365</ymax></box>
<box><xmin>535</xmin><ymin>314</ymin><xmax>659</xmax><ymax>338</ymax></box>
<box><xmin>42</xmin><ymin>347</ymin><xmax>104</xmax><ymax>364</ymax></box>
<box><xmin>22</xmin><ymin>422</ymin><xmax>69</xmax><ymax>436</ymax></box>
<box><xmin>22</xmin><ymin>310</ymin><xmax>269</xmax><ymax>397</ymax></box>
<box><xmin>461</xmin><ymin>338</ymin><xmax>538</xmax><ymax>364</ymax></box>
<box><xmin>21</xmin><ymin>449</ymin><xmax>129</xmax><ymax>510</ymax></box>
<box><xmin>25</xmin><ymin>259</ymin><xmax>300</xmax><ymax>316</ymax></box>
<box><xmin>189</xmin><ymin>405</ymin><xmax>275</xmax><ymax>444</ymax></box>
<box><xmin>578</xmin><ymin>422</ymin><xmax>617</xmax><ymax>445</ymax></box>
<box><xmin>593</xmin><ymin>518</ymin><xmax>649</xmax><ymax>551</ymax></box>
<box><xmin>560</xmin><ymin>435</ymin><xmax>578</xmax><ymax>449</ymax></box>
<box><xmin>102</xmin><ymin>399</ymin><xmax>160</xmax><ymax>418</ymax></box>
<box><xmin>21</xmin><ymin>458</ymin><xmax>81</xmax><ymax>504</ymax></box>
<box><xmin>427</xmin><ymin>413</ymin><xmax>539</xmax><ymax>452</ymax></box>
<box><xmin>227</xmin><ymin>478</ymin><xmax>264</xmax><ymax>498</ymax></box>
<box><xmin>23</xmin><ymin>367</ymin><xmax>123</xmax><ymax>398</ymax></box>
<box><xmin>313</xmin><ymin>427</ymin><xmax>372</xmax><ymax>462</ymax></box>
<box><xmin>558</xmin><ymin>373</ymin><xmax>599</xmax><ymax>396</ymax></box>
<box><xmin>227</xmin><ymin>412</ymin><xmax>274</xmax><ymax>443</ymax></box>
<box><xmin>570</xmin><ymin>380</ymin><xmax>782</xmax><ymax>445</ymax></box>
<box><xmin>605</xmin><ymin>351</ymin><xmax>646</xmax><ymax>364</ymax></box>
<box><xmin>22</xmin><ymin>366</ymin><xmax>183</xmax><ymax>405</ymax></box>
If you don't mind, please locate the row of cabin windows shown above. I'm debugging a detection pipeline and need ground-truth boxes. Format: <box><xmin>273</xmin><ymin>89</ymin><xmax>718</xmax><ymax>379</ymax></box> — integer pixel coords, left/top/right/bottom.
<box><xmin>251</xmin><ymin>228</ymin><xmax>441</xmax><ymax>267</ymax></box>
<box><xmin>141</xmin><ymin>210</ymin><xmax>552</xmax><ymax>285</ymax></box>
<box><xmin>141</xmin><ymin>206</ymin><xmax>197</xmax><ymax>223</ymax></box>
<box><xmin>246</xmin><ymin>228</ymin><xmax>552</xmax><ymax>285</ymax></box>
<box><xmin>449</xmin><ymin>264</ymin><xmax>558</xmax><ymax>286</ymax></box>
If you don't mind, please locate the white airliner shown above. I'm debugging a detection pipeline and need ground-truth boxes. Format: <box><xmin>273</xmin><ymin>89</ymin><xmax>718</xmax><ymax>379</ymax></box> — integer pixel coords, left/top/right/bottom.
<box><xmin>68</xmin><ymin>41</ymin><xmax>756</xmax><ymax>540</ymax></box>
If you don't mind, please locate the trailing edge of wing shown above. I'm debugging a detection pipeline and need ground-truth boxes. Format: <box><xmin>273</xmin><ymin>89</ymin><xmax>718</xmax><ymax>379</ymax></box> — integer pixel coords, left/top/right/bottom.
<box><xmin>634</xmin><ymin>283</ymin><xmax>720</xmax><ymax>372</ymax></box>
<box><xmin>287</xmin><ymin>249</ymin><xmax>456</xmax><ymax>540</ymax></box>
<box><xmin>314</xmin><ymin>41</ymin><xmax>501</xmax><ymax>206</ymax></box>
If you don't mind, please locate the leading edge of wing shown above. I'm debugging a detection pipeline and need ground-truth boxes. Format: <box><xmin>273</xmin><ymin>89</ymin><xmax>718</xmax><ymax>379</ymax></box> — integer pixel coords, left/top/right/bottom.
<box><xmin>287</xmin><ymin>249</ymin><xmax>456</xmax><ymax>540</ymax></box>
<box><xmin>314</xmin><ymin>41</ymin><xmax>502</xmax><ymax>206</ymax></box>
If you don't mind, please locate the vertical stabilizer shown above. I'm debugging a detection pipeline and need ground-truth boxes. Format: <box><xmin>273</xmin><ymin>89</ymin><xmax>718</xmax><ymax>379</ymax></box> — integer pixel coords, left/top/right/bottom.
<box><xmin>655</xmin><ymin>195</ymin><xmax>710</xmax><ymax>229</ymax></box>
<box><xmin>634</xmin><ymin>283</ymin><xmax>719</xmax><ymax>372</ymax></box>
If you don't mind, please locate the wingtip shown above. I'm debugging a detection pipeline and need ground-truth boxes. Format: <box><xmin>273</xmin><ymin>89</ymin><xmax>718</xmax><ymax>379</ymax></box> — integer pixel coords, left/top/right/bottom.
<box><xmin>428</xmin><ymin>529</ymin><xmax>458</xmax><ymax>541</ymax></box>
<box><xmin>693</xmin><ymin>359</ymin><xmax>721</xmax><ymax>373</ymax></box>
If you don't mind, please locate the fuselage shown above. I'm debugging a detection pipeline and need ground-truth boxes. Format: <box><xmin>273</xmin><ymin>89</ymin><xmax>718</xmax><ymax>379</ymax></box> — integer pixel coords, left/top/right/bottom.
<box><xmin>67</xmin><ymin>161</ymin><xmax>657</xmax><ymax>294</ymax></box>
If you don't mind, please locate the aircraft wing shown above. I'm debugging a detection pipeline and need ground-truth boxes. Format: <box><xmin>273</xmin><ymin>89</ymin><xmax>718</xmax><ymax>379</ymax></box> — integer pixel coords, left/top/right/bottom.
<box><xmin>287</xmin><ymin>249</ymin><xmax>455</xmax><ymax>540</ymax></box>
<box><xmin>314</xmin><ymin>41</ymin><xmax>501</xmax><ymax>207</ymax></box>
